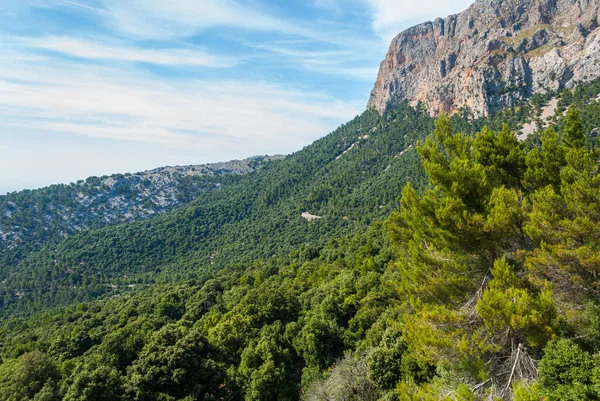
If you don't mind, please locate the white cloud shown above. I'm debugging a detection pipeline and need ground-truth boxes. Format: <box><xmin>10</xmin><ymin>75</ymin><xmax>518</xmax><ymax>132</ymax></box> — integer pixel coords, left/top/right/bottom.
<box><xmin>0</xmin><ymin>0</ymin><xmax>387</xmax><ymax>192</ymax></box>
<box><xmin>24</xmin><ymin>36</ymin><xmax>239</xmax><ymax>67</ymax></box>
<box><xmin>0</xmin><ymin>58</ymin><xmax>362</xmax><ymax>152</ymax></box>
<box><xmin>0</xmin><ymin>51</ymin><xmax>364</xmax><ymax>192</ymax></box>
<box><xmin>311</xmin><ymin>0</ymin><xmax>346</xmax><ymax>16</ymax></box>
<box><xmin>248</xmin><ymin>43</ymin><xmax>379</xmax><ymax>80</ymax></box>
<box><xmin>104</xmin><ymin>0</ymin><xmax>278</xmax><ymax>38</ymax></box>
<box><xmin>363</xmin><ymin>0</ymin><xmax>474</xmax><ymax>42</ymax></box>
<box><xmin>23</xmin><ymin>0</ymin><xmax>381</xmax><ymax>55</ymax></box>
<box><xmin>54</xmin><ymin>0</ymin><xmax>368</xmax><ymax>48</ymax></box>
<box><xmin>56</xmin><ymin>0</ymin><xmax>110</xmax><ymax>16</ymax></box>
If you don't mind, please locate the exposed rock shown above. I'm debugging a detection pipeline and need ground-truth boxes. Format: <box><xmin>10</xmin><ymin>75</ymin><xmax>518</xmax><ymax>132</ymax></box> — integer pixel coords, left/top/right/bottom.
<box><xmin>368</xmin><ymin>0</ymin><xmax>600</xmax><ymax>117</ymax></box>
<box><xmin>0</xmin><ymin>155</ymin><xmax>284</xmax><ymax>252</ymax></box>
<box><xmin>518</xmin><ymin>96</ymin><xmax>559</xmax><ymax>140</ymax></box>
<box><xmin>301</xmin><ymin>212</ymin><xmax>322</xmax><ymax>222</ymax></box>
<box><xmin>394</xmin><ymin>145</ymin><xmax>414</xmax><ymax>159</ymax></box>
<box><xmin>336</xmin><ymin>143</ymin><xmax>357</xmax><ymax>160</ymax></box>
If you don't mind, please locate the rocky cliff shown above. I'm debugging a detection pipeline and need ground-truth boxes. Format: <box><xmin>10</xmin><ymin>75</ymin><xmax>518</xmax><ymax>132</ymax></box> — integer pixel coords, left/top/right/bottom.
<box><xmin>368</xmin><ymin>0</ymin><xmax>600</xmax><ymax>116</ymax></box>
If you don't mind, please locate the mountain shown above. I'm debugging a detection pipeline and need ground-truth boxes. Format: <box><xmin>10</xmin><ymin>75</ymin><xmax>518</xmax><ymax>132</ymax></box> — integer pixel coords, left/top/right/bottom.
<box><xmin>3</xmin><ymin>79</ymin><xmax>600</xmax><ymax>317</ymax></box>
<box><xmin>0</xmin><ymin>105</ymin><xmax>430</xmax><ymax>317</ymax></box>
<box><xmin>4</xmin><ymin>6</ymin><xmax>600</xmax><ymax>398</ymax></box>
<box><xmin>368</xmin><ymin>0</ymin><xmax>600</xmax><ymax>116</ymax></box>
<box><xmin>0</xmin><ymin>155</ymin><xmax>282</xmax><ymax>260</ymax></box>
<box><xmin>1</xmin><ymin>84</ymin><xmax>600</xmax><ymax>401</ymax></box>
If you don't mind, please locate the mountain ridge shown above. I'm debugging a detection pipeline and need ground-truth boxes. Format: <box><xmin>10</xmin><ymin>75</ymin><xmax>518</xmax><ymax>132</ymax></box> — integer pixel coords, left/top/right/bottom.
<box><xmin>0</xmin><ymin>155</ymin><xmax>283</xmax><ymax>257</ymax></box>
<box><xmin>368</xmin><ymin>0</ymin><xmax>600</xmax><ymax>116</ymax></box>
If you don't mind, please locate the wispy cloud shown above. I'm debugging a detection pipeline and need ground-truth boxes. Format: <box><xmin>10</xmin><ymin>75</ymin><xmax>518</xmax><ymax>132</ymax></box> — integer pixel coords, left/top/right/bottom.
<box><xmin>56</xmin><ymin>0</ymin><xmax>110</xmax><ymax>17</ymax></box>
<box><xmin>102</xmin><ymin>0</ymin><xmax>278</xmax><ymax>39</ymax></box>
<box><xmin>88</xmin><ymin>0</ymin><xmax>348</xmax><ymax>45</ymax></box>
<box><xmin>23</xmin><ymin>36</ymin><xmax>239</xmax><ymax>67</ymax></box>
<box><xmin>249</xmin><ymin>42</ymin><xmax>379</xmax><ymax>80</ymax></box>
<box><xmin>3</xmin><ymin>0</ymin><xmax>441</xmax><ymax>192</ymax></box>
<box><xmin>0</xmin><ymin>58</ymin><xmax>362</xmax><ymax>152</ymax></box>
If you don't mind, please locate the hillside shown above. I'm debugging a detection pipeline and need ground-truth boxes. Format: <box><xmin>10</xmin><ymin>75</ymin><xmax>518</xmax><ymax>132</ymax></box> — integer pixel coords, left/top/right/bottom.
<box><xmin>0</xmin><ymin>155</ymin><xmax>282</xmax><ymax>262</ymax></box>
<box><xmin>8</xmin><ymin>0</ymin><xmax>600</xmax><ymax>399</ymax></box>
<box><xmin>3</xmin><ymin>80</ymin><xmax>600</xmax><ymax>317</ymax></box>
<box><xmin>1</xmin><ymin>83</ymin><xmax>600</xmax><ymax>400</ymax></box>
<box><xmin>368</xmin><ymin>0</ymin><xmax>600</xmax><ymax>116</ymax></box>
<box><xmin>0</xmin><ymin>104</ymin><xmax>430</xmax><ymax>317</ymax></box>
<box><xmin>2</xmin><ymin>90</ymin><xmax>582</xmax><ymax>317</ymax></box>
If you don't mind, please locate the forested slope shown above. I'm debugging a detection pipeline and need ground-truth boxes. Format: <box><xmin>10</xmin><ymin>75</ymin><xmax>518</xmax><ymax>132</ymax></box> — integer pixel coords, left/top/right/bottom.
<box><xmin>0</xmin><ymin>155</ymin><xmax>282</xmax><ymax>264</ymax></box>
<box><xmin>2</xmin><ymin>81</ymin><xmax>600</xmax><ymax>400</ymax></box>
<box><xmin>0</xmin><ymin>105</ymin><xmax>431</xmax><ymax>316</ymax></box>
<box><xmin>3</xmin><ymin>86</ymin><xmax>583</xmax><ymax>317</ymax></box>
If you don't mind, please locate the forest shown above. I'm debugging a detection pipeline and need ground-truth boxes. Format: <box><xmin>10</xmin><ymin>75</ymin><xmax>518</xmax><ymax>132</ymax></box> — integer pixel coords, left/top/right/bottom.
<box><xmin>2</xmin><ymin>80</ymin><xmax>600</xmax><ymax>400</ymax></box>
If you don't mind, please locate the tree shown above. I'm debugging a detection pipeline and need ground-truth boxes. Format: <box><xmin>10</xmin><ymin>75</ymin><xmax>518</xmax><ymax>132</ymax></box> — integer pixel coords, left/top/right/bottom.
<box><xmin>525</xmin><ymin>144</ymin><xmax>600</xmax><ymax>298</ymax></box>
<box><xmin>473</xmin><ymin>124</ymin><xmax>526</xmax><ymax>189</ymax></box>
<box><xmin>512</xmin><ymin>381</ymin><xmax>547</xmax><ymax>401</ymax></box>
<box><xmin>7</xmin><ymin>351</ymin><xmax>59</xmax><ymax>401</ymax></box>
<box><xmin>126</xmin><ymin>324</ymin><xmax>225</xmax><ymax>401</ymax></box>
<box><xmin>476</xmin><ymin>258</ymin><xmax>555</xmax><ymax>348</ymax></box>
<box><xmin>302</xmin><ymin>354</ymin><xmax>378</xmax><ymax>401</ymax></box>
<box><xmin>236</xmin><ymin>322</ymin><xmax>296</xmax><ymax>401</ymax></box>
<box><xmin>562</xmin><ymin>106</ymin><xmax>585</xmax><ymax>149</ymax></box>
<box><xmin>291</xmin><ymin>314</ymin><xmax>345</xmax><ymax>372</ymax></box>
<box><xmin>538</xmin><ymin>339</ymin><xmax>598</xmax><ymax>401</ymax></box>
<box><xmin>64</xmin><ymin>357</ymin><xmax>125</xmax><ymax>401</ymax></box>
<box><xmin>523</xmin><ymin>129</ymin><xmax>564</xmax><ymax>192</ymax></box>
<box><xmin>365</xmin><ymin>327</ymin><xmax>429</xmax><ymax>391</ymax></box>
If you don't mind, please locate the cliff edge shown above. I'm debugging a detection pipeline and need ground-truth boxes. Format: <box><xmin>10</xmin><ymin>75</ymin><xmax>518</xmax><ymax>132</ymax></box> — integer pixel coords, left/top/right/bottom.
<box><xmin>368</xmin><ymin>0</ymin><xmax>600</xmax><ymax>116</ymax></box>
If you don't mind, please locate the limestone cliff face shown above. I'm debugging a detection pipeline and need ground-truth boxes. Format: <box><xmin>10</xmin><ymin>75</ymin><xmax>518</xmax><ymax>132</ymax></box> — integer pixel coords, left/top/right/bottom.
<box><xmin>368</xmin><ymin>0</ymin><xmax>600</xmax><ymax>116</ymax></box>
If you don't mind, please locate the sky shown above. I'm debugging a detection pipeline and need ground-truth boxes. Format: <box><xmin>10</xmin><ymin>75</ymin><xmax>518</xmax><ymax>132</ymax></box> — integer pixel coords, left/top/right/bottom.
<box><xmin>0</xmin><ymin>0</ymin><xmax>473</xmax><ymax>194</ymax></box>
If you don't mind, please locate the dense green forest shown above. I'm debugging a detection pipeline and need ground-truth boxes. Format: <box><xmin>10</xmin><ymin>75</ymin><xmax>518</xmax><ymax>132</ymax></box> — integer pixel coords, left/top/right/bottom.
<box><xmin>3</xmin><ymin>80</ymin><xmax>600</xmax><ymax>400</ymax></box>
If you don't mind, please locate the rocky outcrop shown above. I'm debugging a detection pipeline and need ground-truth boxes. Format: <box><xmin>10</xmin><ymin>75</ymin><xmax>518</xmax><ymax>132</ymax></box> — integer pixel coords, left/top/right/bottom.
<box><xmin>0</xmin><ymin>155</ymin><xmax>284</xmax><ymax>253</ymax></box>
<box><xmin>368</xmin><ymin>0</ymin><xmax>600</xmax><ymax>116</ymax></box>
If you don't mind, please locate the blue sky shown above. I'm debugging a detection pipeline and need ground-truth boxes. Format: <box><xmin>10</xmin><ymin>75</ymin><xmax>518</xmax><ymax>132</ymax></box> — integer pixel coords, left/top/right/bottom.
<box><xmin>0</xmin><ymin>0</ymin><xmax>473</xmax><ymax>194</ymax></box>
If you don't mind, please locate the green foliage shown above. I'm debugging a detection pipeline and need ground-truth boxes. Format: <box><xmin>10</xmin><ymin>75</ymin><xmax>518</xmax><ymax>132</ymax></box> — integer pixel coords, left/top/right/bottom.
<box><xmin>474</xmin><ymin>125</ymin><xmax>526</xmax><ymax>189</ymax></box>
<box><xmin>125</xmin><ymin>324</ymin><xmax>225</xmax><ymax>401</ymax></box>
<box><xmin>302</xmin><ymin>354</ymin><xmax>378</xmax><ymax>401</ymax></box>
<box><xmin>63</xmin><ymin>357</ymin><xmax>125</xmax><ymax>401</ymax></box>
<box><xmin>538</xmin><ymin>339</ymin><xmax>599</xmax><ymax>401</ymax></box>
<box><xmin>523</xmin><ymin>129</ymin><xmax>564</xmax><ymax>191</ymax></box>
<box><xmin>562</xmin><ymin>106</ymin><xmax>585</xmax><ymax>149</ymax></box>
<box><xmin>1</xmin><ymin>80</ymin><xmax>600</xmax><ymax>401</ymax></box>
<box><xmin>292</xmin><ymin>314</ymin><xmax>344</xmax><ymax>371</ymax></box>
<box><xmin>366</xmin><ymin>327</ymin><xmax>407</xmax><ymax>390</ymax></box>
<box><xmin>236</xmin><ymin>322</ymin><xmax>296</xmax><ymax>401</ymax></box>
<box><xmin>384</xmin><ymin>94</ymin><xmax>600</xmax><ymax>397</ymax></box>
<box><xmin>476</xmin><ymin>258</ymin><xmax>555</xmax><ymax>347</ymax></box>
<box><xmin>0</xmin><ymin>162</ymin><xmax>253</xmax><ymax>269</ymax></box>
<box><xmin>512</xmin><ymin>381</ymin><xmax>546</xmax><ymax>401</ymax></box>
<box><xmin>1</xmin><ymin>351</ymin><xmax>60</xmax><ymax>401</ymax></box>
<box><xmin>0</xmin><ymin>104</ymin><xmax>431</xmax><ymax>318</ymax></box>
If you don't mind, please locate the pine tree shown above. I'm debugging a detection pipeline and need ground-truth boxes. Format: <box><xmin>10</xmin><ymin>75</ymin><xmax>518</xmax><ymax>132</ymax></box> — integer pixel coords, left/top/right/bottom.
<box><xmin>474</xmin><ymin>124</ymin><xmax>526</xmax><ymax>189</ymax></box>
<box><xmin>523</xmin><ymin>129</ymin><xmax>565</xmax><ymax>192</ymax></box>
<box><xmin>562</xmin><ymin>106</ymin><xmax>585</xmax><ymax>149</ymax></box>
